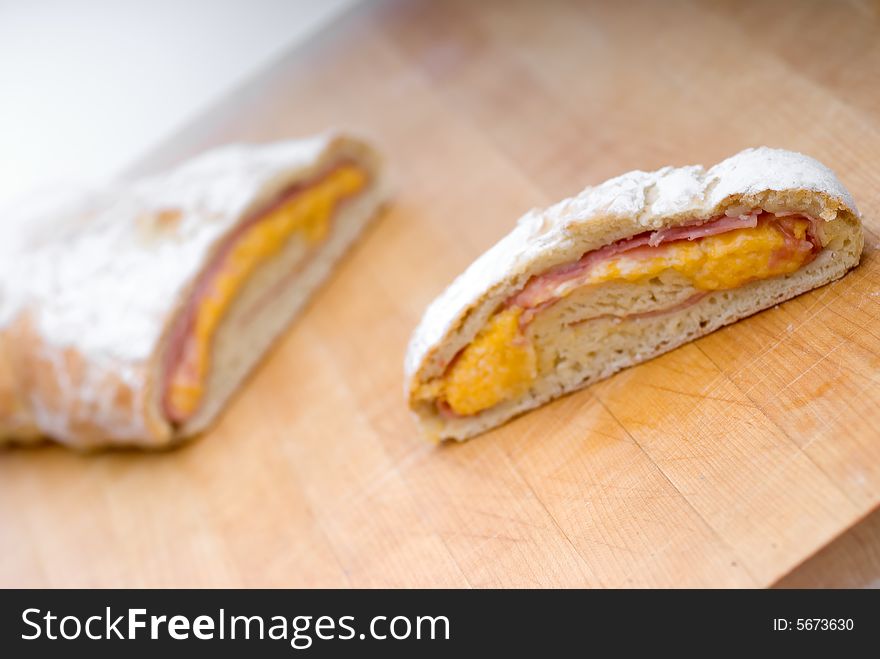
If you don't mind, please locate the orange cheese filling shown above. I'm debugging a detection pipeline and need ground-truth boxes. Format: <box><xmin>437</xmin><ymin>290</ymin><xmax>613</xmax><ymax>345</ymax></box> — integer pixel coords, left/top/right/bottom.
<box><xmin>566</xmin><ymin>218</ymin><xmax>812</xmax><ymax>292</ymax></box>
<box><xmin>442</xmin><ymin>307</ymin><xmax>537</xmax><ymax>416</ymax></box>
<box><xmin>165</xmin><ymin>165</ymin><xmax>366</xmax><ymax>422</ymax></box>
<box><xmin>436</xmin><ymin>218</ymin><xmax>814</xmax><ymax>416</ymax></box>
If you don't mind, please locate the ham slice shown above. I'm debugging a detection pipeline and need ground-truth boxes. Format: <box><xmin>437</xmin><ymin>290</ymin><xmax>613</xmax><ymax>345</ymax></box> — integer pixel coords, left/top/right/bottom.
<box><xmin>438</xmin><ymin>209</ymin><xmax>823</xmax><ymax>418</ymax></box>
<box><xmin>646</xmin><ymin>211</ymin><xmax>758</xmax><ymax>246</ymax></box>
<box><xmin>162</xmin><ymin>164</ymin><xmax>358</xmax><ymax>423</ymax></box>
<box><xmin>566</xmin><ymin>292</ymin><xmax>708</xmax><ymax>328</ymax></box>
<box><xmin>509</xmin><ymin>210</ymin><xmax>820</xmax><ymax>313</ymax></box>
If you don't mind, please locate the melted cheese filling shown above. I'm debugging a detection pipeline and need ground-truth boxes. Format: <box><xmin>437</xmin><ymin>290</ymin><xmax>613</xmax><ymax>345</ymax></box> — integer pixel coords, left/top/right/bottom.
<box><xmin>436</xmin><ymin>219</ymin><xmax>813</xmax><ymax>416</ymax></box>
<box><xmin>443</xmin><ymin>307</ymin><xmax>537</xmax><ymax>416</ymax></box>
<box><xmin>166</xmin><ymin>165</ymin><xmax>366</xmax><ymax>422</ymax></box>
<box><xmin>567</xmin><ymin>219</ymin><xmax>811</xmax><ymax>292</ymax></box>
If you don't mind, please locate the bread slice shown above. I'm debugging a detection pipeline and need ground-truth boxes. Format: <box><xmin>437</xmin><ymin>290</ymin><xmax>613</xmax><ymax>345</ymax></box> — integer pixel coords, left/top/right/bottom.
<box><xmin>405</xmin><ymin>147</ymin><xmax>863</xmax><ymax>442</ymax></box>
<box><xmin>0</xmin><ymin>132</ymin><xmax>389</xmax><ymax>449</ymax></box>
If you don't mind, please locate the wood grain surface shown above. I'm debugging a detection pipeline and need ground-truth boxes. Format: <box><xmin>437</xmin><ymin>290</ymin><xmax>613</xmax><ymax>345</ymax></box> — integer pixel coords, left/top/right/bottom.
<box><xmin>2</xmin><ymin>0</ymin><xmax>880</xmax><ymax>588</ymax></box>
<box><xmin>776</xmin><ymin>506</ymin><xmax>880</xmax><ymax>588</ymax></box>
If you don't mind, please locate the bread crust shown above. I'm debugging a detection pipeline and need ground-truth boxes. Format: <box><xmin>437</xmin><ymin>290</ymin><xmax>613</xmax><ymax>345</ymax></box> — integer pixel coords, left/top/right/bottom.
<box><xmin>405</xmin><ymin>147</ymin><xmax>863</xmax><ymax>440</ymax></box>
<box><xmin>0</xmin><ymin>132</ymin><xmax>388</xmax><ymax>449</ymax></box>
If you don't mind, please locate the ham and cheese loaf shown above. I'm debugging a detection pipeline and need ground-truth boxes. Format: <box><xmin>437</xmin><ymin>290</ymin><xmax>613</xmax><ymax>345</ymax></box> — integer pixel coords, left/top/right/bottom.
<box><xmin>0</xmin><ymin>132</ymin><xmax>389</xmax><ymax>449</ymax></box>
<box><xmin>405</xmin><ymin>147</ymin><xmax>863</xmax><ymax>441</ymax></box>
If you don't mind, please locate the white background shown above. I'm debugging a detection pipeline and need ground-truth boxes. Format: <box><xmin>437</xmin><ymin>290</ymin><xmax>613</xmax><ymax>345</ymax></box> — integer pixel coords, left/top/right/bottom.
<box><xmin>0</xmin><ymin>0</ymin><xmax>359</xmax><ymax>209</ymax></box>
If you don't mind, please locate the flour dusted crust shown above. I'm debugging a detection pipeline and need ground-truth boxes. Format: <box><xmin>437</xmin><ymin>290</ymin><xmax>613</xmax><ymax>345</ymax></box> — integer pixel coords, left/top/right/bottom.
<box><xmin>405</xmin><ymin>147</ymin><xmax>863</xmax><ymax>441</ymax></box>
<box><xmin>0</xmin><ymin>132</ymin><xmax>388</xmax><ymax>449</ymax></box>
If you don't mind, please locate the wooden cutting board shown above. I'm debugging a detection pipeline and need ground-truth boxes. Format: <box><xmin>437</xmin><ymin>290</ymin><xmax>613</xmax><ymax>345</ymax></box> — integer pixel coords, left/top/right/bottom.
<box><xmin>3</xmin><ymin>0</ymin><xmax>880</xmax><ymax>588</ymax></box>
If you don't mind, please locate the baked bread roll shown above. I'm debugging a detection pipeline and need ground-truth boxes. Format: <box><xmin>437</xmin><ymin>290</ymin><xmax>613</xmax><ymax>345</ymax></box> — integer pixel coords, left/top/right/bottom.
<box><xmin>406</xmin><ymin>147</ymin><xmax>863</xmax><ymax>441</ymax></box>
<box><xmin>0</xmin><ymin>132</ymin><xmax>388</xmax><ymax>449</ymax></box>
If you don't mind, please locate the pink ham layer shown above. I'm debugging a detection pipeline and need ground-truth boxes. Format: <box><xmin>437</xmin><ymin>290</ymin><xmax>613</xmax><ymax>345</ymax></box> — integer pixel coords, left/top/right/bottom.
<box><xmin>434</xmin><ymin>210</ymin><xmax>821</xmax><ymax>420</ymax></box>
<box><xmin>565</xmin><ymin>291</ymin><xmax>709</xmax><ymax>328</ymax></box>
<box><xmin>510</xmin><ymin>210</ymin><xmax>820</xmax><ymax>315</ymax></box>
<box><xmin>161</xmin><ymin>163</ymin><xmax>361</xmax><ymax>425</ymax></box>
